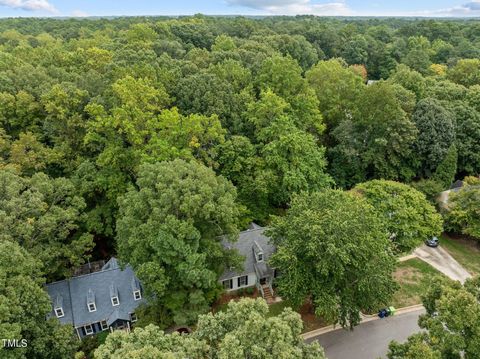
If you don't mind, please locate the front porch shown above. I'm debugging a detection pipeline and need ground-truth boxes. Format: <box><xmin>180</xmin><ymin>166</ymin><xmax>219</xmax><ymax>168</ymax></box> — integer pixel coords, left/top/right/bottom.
<box><xmin>254</xmin><ymin>262</ymin><xmax>277</xmax><ymax>304</ymax></box>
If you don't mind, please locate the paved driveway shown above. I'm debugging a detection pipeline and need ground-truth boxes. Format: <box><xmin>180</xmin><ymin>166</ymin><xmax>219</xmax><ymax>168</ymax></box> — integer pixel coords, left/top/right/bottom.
<box><xmin>414</xmin><ymin>244</ymin><xmax>471</xmax><ymax>283</ymax></box>
<box><xmin>307</xmin><ymin>309</ymin><xmax>425</xmax><ymax>359</ymax></box>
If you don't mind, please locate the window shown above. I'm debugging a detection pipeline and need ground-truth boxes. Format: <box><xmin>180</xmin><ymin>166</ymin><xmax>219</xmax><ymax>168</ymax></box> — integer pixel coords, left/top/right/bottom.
<box><xmin>237</xmin><ymin>275</ymin><xmax>248</xmax><ymax>287</ymax></box>
<box><xmin>88</xmin><ymin>302</ymin><xmax>96</xmax><ymax>312</ymax></box>
<box><xmin>133</xmin><ymin>290</ymin><xmax>141</xmax><ymax>301</ymax></box>
<box><xmin>55</xmin><ymin>307</ymin><xmax>64</xmax><ymax>318</ymax></box>
<box><xmin>111</xmin><ymin>296</ymin><xmax>119</xmax><ymax>306</ymax></box>
<box><xmin>130</xmin><ymin>312</ymin><xmax>137</xmax><ymax>323</ymax></box>
<box><xmin>84</xmin><ymin>324</ymin><xmax>94</xmax><ymax>335</ymax></box>
<box><xmin>100</xmin><ymin>320</ymin><xmax>108</xmax><ymax>331</ymax></box>
<box><xmin>222</xmin><ymin>279</ymin><xmax>232</xmax><ymax>290</ymax></box>
<box><xmin>257</xmin><ymin>253</ymin><xmax>263</xmax><ymax>262</ymax></box>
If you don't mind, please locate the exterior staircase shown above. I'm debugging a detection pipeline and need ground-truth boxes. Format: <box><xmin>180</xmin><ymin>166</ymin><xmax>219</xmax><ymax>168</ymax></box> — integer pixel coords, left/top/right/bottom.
<box><xmin>262</xmin><ymin>285</ymin><xmax>275</xmax><ymax>304</ymax></box>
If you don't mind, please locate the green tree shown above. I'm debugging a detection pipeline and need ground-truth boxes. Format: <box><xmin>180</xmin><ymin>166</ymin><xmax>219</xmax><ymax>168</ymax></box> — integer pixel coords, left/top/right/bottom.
<box><xmin>454</xmin><ymin>104</ymin><xmax>480</xmax><ymax>175</ymax></box>
<box><xmin>433</xmin><ymin>144</ymin><xmax>458</xmax><ymax>188</ymax></box>
<box><xmin>116</xmin><ymin>159</ymin><xmax>242</xmax><ymax>325</ymax></box>
<box><xmin>448</xmin><ymin>59</ymin><xmax>480</xmax><ymax>87</ymax></box>
<box><xmin>95</xmin><ymin>324</ymin><xmax>209</xmax><ymax>359</ymax></box>
<box><xmin>306</xmin><ymin>59</ymin><xmax>364</xmax><ymax>130</ymax></box>
<box><xmin>389</xmin><ymin>64</ymin><xmax>426</xmax><ymax>100</ymax></box>
<box><xmin>388</xmin><ymin>333</ymin><xmax>441</xmax><ymax>359</ymax></box>
<box><xmin>388</xmin><ymin>277</ymin><xmax>480</xmax><ymax>359</ymax></box>
<box><xmin>175</xmin><ymin>70</ymin><xmax>251</xmax><ymax>133</ymax></box>
<box><xmin>0</xmin><ymin>240</ymin><xmax>77</xmax><ymax>359</ymax></box>
<box><xmin>40</xmin><ymin>83</ymin><xmax>90</xmax><ymax>171</ymax></box>
<box><xmin>330</xmin><ymin>81</ymin><xmax>418</xmax><ymax>187</ymax></box>
<box><xmin>259</xmin><ymin>118</ymin><xmax>331</xmax><ymax>207</ymax></box>
<box><xmin>411</xmin><ymin>179</ymin><xmax>445</xmax><ymax>205</ymax></box>
<box><xmin>354</xmin><ymin>180</ymin><xmax>443</xmax><ymax>253</ymax></box>
<box><xmin>246</xmin><ymin>90</ymin><xmax>332</xmax><ymax>209</ymax></box>
<box><xmin>194</xmin><ymin>298</ymin><xmax>325</xmax><ymax>359</ymax></box>
<box><xmin>268</xmin><ymin>190</ymin><xmax>398</xmax><ymax>328</ymax></box>
<box><xmin>445</xmin><ymin>183</ymin><xmax>480</xmax><ymax>240</ymax></box>
<box><xmin>0</xmin><ymin>170</ymin><xmax>93</xmax><ymax>279</ymax></box>
<box><xmin>95</xmin><ymin>298</ymin><xmax>325</xmax><ymax>359</ymax></box>
<box><xmin>412</xmin><ymin>98</ymin><xmax>456</xmax><ymax>177</ymax></box>
<box><xmin>2</xmin><ymin>132</ymin><xmax>57</xmax><ymax>175</ymax></box>
<box><xmin>216</xmin><ymin>135</ymin><xmax>270</xmax><ymax>222</ymax></box>
<box><xmin>341</xmin><ymin>35</ymin><xmax>369</xmax><ymax>65</ymax></box>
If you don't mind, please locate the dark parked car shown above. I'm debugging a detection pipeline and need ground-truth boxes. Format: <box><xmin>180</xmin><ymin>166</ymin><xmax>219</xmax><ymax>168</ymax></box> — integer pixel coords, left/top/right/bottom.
<box><xmin>426</xmin><ymin>236</ymin><xmax>439</xmax><ymax>247</ymax></box>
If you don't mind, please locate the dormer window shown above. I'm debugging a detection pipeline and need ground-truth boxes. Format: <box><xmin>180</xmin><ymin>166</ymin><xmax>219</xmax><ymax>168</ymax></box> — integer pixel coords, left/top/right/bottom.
<box><xmin>54</xmin><ymin>294</ymin><xmax>64</xmax><ymax>318</ymax></box>
<box><xmin>131</xmin><ymin>277</ymin><xmax>142</xmax><ymax>301</ymax></box>
<box><xmin>253</xmin><ymin>241</ymin><xmax>264</xmax><ymax>263</ymax></box>
<box><xmin>87</xmin><ymin>289</ymin><xmax>96</xmax><ymax>312</ymax></box>
<box><xmin>110</xmin><ymin>284</ymin><xmax>120</xmax><ymax>306</ymax></box>
<box><xmin>55</xmin><ymin>307</ymin><xmax>64</xmax><ymax>318</ymax></box>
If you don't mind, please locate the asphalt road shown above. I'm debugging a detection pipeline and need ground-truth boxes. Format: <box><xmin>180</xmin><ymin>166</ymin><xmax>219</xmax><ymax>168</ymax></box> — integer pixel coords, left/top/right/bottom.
<box><xmin>306</xmin><ymin>309</ymin><xmax>425</xmax><ymax>359</ymax></box>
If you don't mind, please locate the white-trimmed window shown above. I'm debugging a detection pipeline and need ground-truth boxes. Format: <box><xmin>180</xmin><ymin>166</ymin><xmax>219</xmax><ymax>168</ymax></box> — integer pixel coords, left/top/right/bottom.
<box><xmin>84</xmin><ymin>324</ymin><xmax>94</xmax><ymax>335</ymax></box>
<box><xmin>111</xmin><ymin>296</ymin><xmax>120</xmax><ymax>306</ymax></box>
<box><xmin>55</xmin><ymin>307</ymin><xmax>64</xmax><ymax>318</ymax></box>
<box><xmin>237</xmin><ymin>275</ymin><xmax>248</xmax><ymax>288</ymax></box>
<box><xmin>133</xmin><ymin>290</ymin><xmax>141</xmax><ymax>301</ymax></box>
<box><xmin>88</xmin><ymin>302</ymin><xmax>96</xmax><ymax>312</ymax></box>
<box><xmin>222</xmin><ymin>279</ymin><xmax>233</xmax><ymax>290</ymax></box>
<box><xmin>100</xmin><ymin>320</ymin><xmax>108</xmax><ymax>331</ymax></box>
<box><xmin>130</xmin><ymin>312</ymin><xmax>137</xmax><ymax>323</ymax></box>
<box><xmin>257</xmin><ymin>253</ymin><xmax>263</xmax><ymax>262</ymax></box>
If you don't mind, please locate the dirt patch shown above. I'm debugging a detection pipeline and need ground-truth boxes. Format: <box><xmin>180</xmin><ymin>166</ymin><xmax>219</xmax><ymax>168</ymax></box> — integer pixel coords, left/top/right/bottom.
<box><xmin>394</xmin><ymin>267</ymin><xmax>421</xmax><ymax>285</ymax></box>
<box><xmin>297</xmin><ymin>301</ymin><xmax>331</xmax><ymax>332</ymax></box>
<box><xmin>211</xmin><ymin>288</ymin><xmax>260</xmax><ymax>312</ymax></box>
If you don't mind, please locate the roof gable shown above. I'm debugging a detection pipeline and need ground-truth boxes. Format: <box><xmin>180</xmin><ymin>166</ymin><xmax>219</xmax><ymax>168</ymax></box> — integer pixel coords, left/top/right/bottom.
<box><xmin>46</xmin><ymin>258</ymin><xmax>145</xmax><ymax>327</ymax></box>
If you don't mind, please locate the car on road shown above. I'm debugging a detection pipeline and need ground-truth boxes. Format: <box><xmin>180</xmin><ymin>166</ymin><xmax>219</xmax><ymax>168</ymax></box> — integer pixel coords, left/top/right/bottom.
<box><xmin>425</xmin><ymin>236</ymin><xmax>439</xmax><ymax>247</ymax></box>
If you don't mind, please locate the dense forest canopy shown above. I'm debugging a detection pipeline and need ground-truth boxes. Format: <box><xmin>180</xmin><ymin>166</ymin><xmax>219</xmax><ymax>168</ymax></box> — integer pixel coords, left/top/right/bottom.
<box><xmin>1</xmin><ymin>14</ymin><xmax>479</xmax><ymax>266</ymax></box>
<box><xmin>1</xmin><ymin>15</ymin><xmax>480</xmax><ymax>357</ymax></box>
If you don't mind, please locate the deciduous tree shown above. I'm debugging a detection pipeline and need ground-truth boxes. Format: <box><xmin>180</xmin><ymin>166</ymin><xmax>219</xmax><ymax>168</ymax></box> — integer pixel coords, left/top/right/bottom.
<box><xmin>354</xmin><ymin>180</ymin><xmax>443</xmax><ymax>253</ymax></box>
<box><xmin>116</xmin><ymin>159</ymin><xmax>242</xmax><ymax>325</ymax></box>
<box><xmin>445</xmin><ymin>182</ymin><xmax>480</xmax><ymax>240</ymax></box>
<box><xmin>268</xmin><ymin>190</ymin><xmax>397</xmax><ymax>328</ymax></box>
<box><xmin>411</xmin><ymin>98</ymin><xmax>455</xmax><ymax>177</ymax></box>
<box><xmin>388</xmin><ymin>277</ymin><xmax>480</xmax><ymax>359</ymax></box>
<box><xmin>0</xmin><ymin>170</ymin><xmax>93</xmax><ymax>279</ymax></box>
<box><xmin>0</xmin><ymin>240</ymin><xmax>77</xmax><ymax>359</ymax></box>
<box><xmin>95</xmin><ymin>298</ymin><xmax>326</xmax><ymax>359</ymax></box>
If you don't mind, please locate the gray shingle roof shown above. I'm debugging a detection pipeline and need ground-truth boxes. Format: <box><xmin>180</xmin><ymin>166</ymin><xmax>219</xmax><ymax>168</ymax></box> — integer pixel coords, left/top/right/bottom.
<box><xmin>220</xmin><ymin>225</ymin><xmax>276</xmax><ymax>280</ymax></box>
<box><xmin>46</xmin><ymin>258</ymin><xmax>145</xmax><ymax>328</ymax></box>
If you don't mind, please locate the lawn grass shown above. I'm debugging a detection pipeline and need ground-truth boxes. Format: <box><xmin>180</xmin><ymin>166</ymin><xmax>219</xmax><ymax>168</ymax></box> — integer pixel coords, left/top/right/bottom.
<box><xmin>392</xmin><ymin>258</ymin><xmax>445</xmax><ymax>308</ymax></box>
<box><xmin>440</xmin><ymin>234</ymin><xmax>480</xmax><ymax>275</ymax></box>
<box><xmin>267</xmin><ymin>301</ymin><xmax>290</xmax><ymax>317</ymax></box>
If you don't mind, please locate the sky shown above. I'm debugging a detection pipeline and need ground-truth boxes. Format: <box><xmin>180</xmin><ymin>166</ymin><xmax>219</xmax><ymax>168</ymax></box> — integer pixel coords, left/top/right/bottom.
<box><xmin>1</xmin><ymin>0</ymin><xmax>480</xmax><ymax>18</ymax></box>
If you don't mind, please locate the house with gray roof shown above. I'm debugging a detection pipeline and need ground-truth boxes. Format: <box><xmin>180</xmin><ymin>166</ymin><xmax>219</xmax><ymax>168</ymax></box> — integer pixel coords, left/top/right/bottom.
<box><xmin>46</xmin><ymin>258</ymin><xmax>145</xmax><ymax>339</ymax></box>
<box><xmin>220</xmin><ymin>224</ymin><xmax>277</xmax><ymax>302</ymax></box>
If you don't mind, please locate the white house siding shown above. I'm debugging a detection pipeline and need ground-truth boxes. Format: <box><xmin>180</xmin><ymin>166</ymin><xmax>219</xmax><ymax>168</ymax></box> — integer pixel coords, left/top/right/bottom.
<box><xmin>223</xmin><ymin>273</ymin><xmax>257</xmax><ymax>291</ymax></box>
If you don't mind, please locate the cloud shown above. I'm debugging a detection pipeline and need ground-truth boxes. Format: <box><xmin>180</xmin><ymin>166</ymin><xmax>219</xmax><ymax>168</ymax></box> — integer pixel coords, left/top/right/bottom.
<box><xmin>410</xmin><ymin>1</ymin><xmax>480</xmax><ymax>17</ymax></box>
<box><xmin>226</xmin><ymin>0</ymin><xmax>352</xmax><ymax>16</ymax></box>
<box><xmin>464</xmin><ymin>1</ymin><xmax>480</xmax><ymax>10</ymax></box>
<box><xmin>0</xmin><ymin>0</ymin><xmax>58</xmax><ymax>13</ymax></box>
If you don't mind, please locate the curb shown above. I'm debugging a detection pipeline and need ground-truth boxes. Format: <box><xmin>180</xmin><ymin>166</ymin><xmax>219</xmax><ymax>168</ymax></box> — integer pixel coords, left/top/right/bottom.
<box><xmin>398</xmin><ymin>254</ymin><xmax>416</xmax><ymax>262</ymax></box>
<box><xmin>301</xmin><ymin>304</ymin><xmax>424</xmax><ymax>340</ymax></box>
